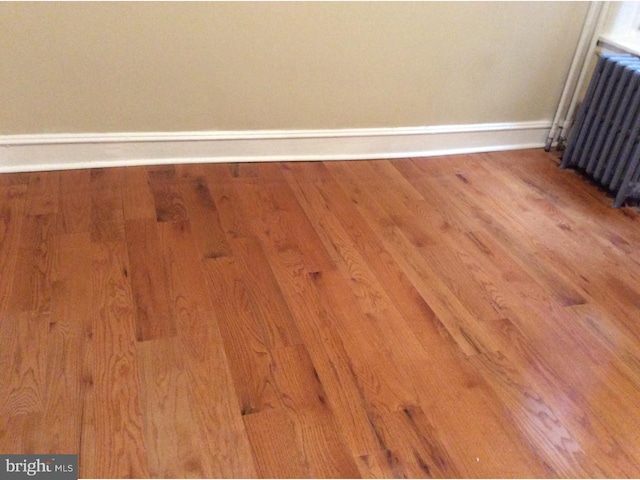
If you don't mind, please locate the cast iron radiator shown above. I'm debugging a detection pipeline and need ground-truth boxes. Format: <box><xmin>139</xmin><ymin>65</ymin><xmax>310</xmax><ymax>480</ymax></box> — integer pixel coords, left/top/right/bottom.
<box><xmin>561</xmin><ymin>53</ymin><xmax>640</xmax><ymax>207</ymax></box>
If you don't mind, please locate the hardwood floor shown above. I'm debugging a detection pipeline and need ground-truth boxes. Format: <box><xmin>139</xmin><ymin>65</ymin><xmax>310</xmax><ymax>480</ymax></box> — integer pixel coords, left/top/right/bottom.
<box><xmin>1</xmin><ymin>149</ymin><xmax>640</xmax><ymax>478</ymax></box>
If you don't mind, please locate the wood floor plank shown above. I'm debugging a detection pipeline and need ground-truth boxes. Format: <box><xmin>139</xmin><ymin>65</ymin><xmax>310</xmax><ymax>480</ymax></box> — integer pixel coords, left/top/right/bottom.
<box><xmin>174</xmin><ymin>163</ymin><xmax>207</xmax><ymax>182</ymax></box>
<box><xmin>148</xmin><ymin>169</ymin><xmax>189</xmax><ymax>223</ymax></box>
<box><xmin>468</xmin><ymin>158</ymin><xmax>640</xmax><ymax>285</ymax></box>
<box><xmin>202</xmin><ymin>255</ymin><xmax>283</xmax><ymax>415</ymax></box>
<box><xmin>89</xmin><ymin>168</ymin><xmax>127</xmax><ymax>243</ymax></box>
<box><xmin>0</xmin><ymin>186</ymin><xmax>27</xmax><ymax>312</ymax></box>
<box><xmin>159</xmin><ymin>220</ymin><xmax>258</xmax><ymax>477</ymax></box>
<box><xmin>201</xmin><ymin>163</ymin><xmax>236</xmax><ymax>184</ymax></box>
<box><xmin>324</xmin><ymin>160</ymin><xmax>495</xmax><ymax>356</ymax></box>
<box><xmin>238</xmin><ymin>239</ymin><xmax>383</xmax><ymax>456</ymax></box>
<box><xmin>433</xmin><ymin>166</ymin><xmax>640</xmax><ymax>338</ymax></box>
<box><xmin>469</xmin><ymin>349</ymin><xmax>601</xmax><ymax>477</ymax></box>
<box><xmin>307</xmin><ymin>269</ymin><xmax>420</xmax><ymax>411</ymax></box>
<box><xmin>230</xmin><ymin>236</ymin><xmax>303</xmax><ymax>349</ymax></box>
<box><xmin>57</xmin><ymin>169</ymin><xmax>91</xmax><ymax>235</ymax></box>
<box><xmin>494</xmin><ymin>149</ymin><xmax>640</xmax><ymax>245</ymax></box>
<box><xmin>243</xmin><ymin>408</ymin><xmax>309</xmax><ymax>478</ymax></box>
<box><xmin>292</xmin><ymin>406</ymin><xmax>363</xmax><ymax>478</ymax></box>
<box><xmin>441</xmin><ymin>182</ymin><xmax>587</xmax><ymax>309</ymax></box>
<box><xmin>150</xmin><ymin>183</ymin><xmax>188</xmax><ymax>222</ymax></box>
<box><xmin>33</xmin><ymin>233</ymin><xmax>93</xmax><ymax>455</ymax></box>
<box><xmin>471</xmin><ymin>317</ymin><xmax>640</xmax><ymax>477</ymax></box>
<box><xmin>396</xmin><ymin>160</ymin><xmax>640</xmax><ymax>464</ymax></box>
<box><xmin>248</xmin><ymin>167</ymin><xmax>549</xmax><ymax>475</ymax></box>
<box><xmin>321</xmin><ymin>161</ymin><xmax>562</xmax><ymax>476</ymax></box>
<box><xmin>179</xmin><ymin>179</ymin><xmax>232</xmax><ymax>259</ymax></box>
<box><xmin>485</xmin><ymin>152</ymin><xmax>640</xmax><ymax>262</ymax></box>
<box><xmin>0</xmin><ymin>311</ymin><xmax>49</xmax><ymax>417</ymax></box>
<box><xmin>394</xmin><ymin>158</ymin><xmax>588</xmax><ymax>307</ymax></box>
<box><xmin>568</xmin><ymin>303</ymin><xmax>640</xmax><ymax>375</ymax></box>
<box><xmin>366</xmin><ymin>159</ymin><xmax>586</xmax><ymax>320</ymax></box>
<box><xmin>6</xmin><ymin>213</ymin><xmax>57</xmax><ymax>315</ymax></box>
<box><xmin>0</xmin><ymin>171</ymin><xmax>30</xmax><ymax>187</ymax></box>
<box><xmin>229</xmin><ymin>162</ymin><xmax>289</xmax><ymax>184</ymax></box>
<box><xmin>282</xmin><ymin>164</ymin><xmax>456</xmax><ymax>358</ymax></box>
<box><xmin>236</xmin><ymin>180</ymin><xmax>335</xmax><ymax>273</ymax></box>
<box><xmin>355</xmin><ymin>450</ymin><xmax>406</xmax><ymax>479</ymax></box>
<box><xmin>137</xmin><ymin>337</ymin><xmax>210</xmax><ymax>478</ymax></box>
<box><xmin>209</xmin><ymin>183</ymin><xmax>255</xmax><ymax>239</ymax></box>
<box><xmin>122</xmin><ymin>166</ymin><xmax>156</xmax><ymax>221</ymax></box>
<box><xmin>124</xmin><ymin>218</ymin><xmax>175</xmax><ymax>341</ymax></box>
<box><xmin>83</xmin><ymin>240</ymin><xmax>149</xmax><ymax>478</ymax></box>
<box><xmin>359</xmin><ymin>406</ymin><xmax>461</xmax><ymax>478</ymax></box>
<box><xmin>0</xmin><ymin>414</ymin><xmax>40</xmax><ymax>454</ymax></box>
<box><xmin>25</xmin><ymin>170</ymin><xmax>60</xmax><ymax>216</ymax></box>
<box><xmin>269</xmin><ymin>345</ymin><xmax>361</xmax><ymax>478</ymax></box>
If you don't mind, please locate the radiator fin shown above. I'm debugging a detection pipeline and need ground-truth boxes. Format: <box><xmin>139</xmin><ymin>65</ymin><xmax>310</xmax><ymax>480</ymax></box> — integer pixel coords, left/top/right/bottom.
<box><xmin>561</xmin><ymin>53</ymin><xmax>640</xmax><ymax>207</ymax></box>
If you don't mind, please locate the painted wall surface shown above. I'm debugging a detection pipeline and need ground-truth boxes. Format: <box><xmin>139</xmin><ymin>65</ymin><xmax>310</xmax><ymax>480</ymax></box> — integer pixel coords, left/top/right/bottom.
<box><xmin>0</xmin><ymin>2</ymin><xmax>589</xmax><ymax>134</ymax></box>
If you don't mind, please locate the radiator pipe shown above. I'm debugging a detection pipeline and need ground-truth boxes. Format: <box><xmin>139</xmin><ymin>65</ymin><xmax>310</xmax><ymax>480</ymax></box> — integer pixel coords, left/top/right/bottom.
<box><xmin>545</xmin><ymin>2</ymin><xmax>602</xmax><ymax>151</ymax></box>
<box><xmin>556</xmin><ymin>1</ymin><xmax>611</xmax><ymax>150</ymax></box>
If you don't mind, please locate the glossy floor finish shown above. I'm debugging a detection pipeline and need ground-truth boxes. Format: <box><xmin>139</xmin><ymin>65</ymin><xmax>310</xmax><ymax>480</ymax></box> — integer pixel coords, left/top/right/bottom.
<box><xmin>1</xmin><ymin>149</ymin><xmax>640</xmax><ymax>478</ymax></box>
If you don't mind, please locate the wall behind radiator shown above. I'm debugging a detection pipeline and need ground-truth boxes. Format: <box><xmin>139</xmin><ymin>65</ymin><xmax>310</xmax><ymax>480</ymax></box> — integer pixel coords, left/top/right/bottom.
<box><xmin>0</xmin><ymin>2</ymin><xmax>589</xmax><ymax>135</ymax></box>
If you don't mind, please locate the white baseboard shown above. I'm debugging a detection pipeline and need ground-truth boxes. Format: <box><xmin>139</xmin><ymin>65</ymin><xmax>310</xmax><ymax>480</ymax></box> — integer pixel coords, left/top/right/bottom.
<box><xmin>0</xmin><ymin>121</ymin><xmax>551</xmax><ymax>173</ymax></box>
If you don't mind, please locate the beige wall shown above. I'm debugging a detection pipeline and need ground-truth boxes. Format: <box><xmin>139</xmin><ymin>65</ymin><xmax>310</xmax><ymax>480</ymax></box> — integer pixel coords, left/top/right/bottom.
<box><xmin>0</xmin><ymin>2</ymin><xmax>589</xmax><ymax>135</ymax></box>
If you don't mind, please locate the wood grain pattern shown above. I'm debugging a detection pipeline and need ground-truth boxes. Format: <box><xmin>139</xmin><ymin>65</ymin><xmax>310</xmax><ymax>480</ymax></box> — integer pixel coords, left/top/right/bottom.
<box><xmin>265</xmin><ymin>344</ymin><xmax>361</xmax><ymax>478</ymax></box>
<box><xmin>243</xmin><ymin>407</ymin><xmax>309</xmax><ymax>478</ymax></box>
<box><xmin>136</xmin><ymin>337</ymin><xmax>209</xmax><ymax>478</ymax></box>
<box><xmin>124</xmin><ymin>218</ymin><xmax>175</xmax><ymax>341</ymax></box>
<box><xmin>122</xmin><ymin>166</ymin><xmax>156</xmax><ymax>221</ymax></box>
<box><xmin>84</xmin><ymin>240</ymin><xmax>148</xmax><ymax>478</ymax></box>
<box><xmin>34</xmin><ymin>233</ymin><xmax>93</xmax><ymax>455</ymax></box>
<box><xmin>209</xmin><ymin>183</ymin><xmax>255</xmax><ymax>239</ymax></box>
<box><xmin>159</xmin><ymin>220</ymin><xmax>257</xmax><ymax>478</ymax></box>
<box><xmin>230</xmin><ymin>236</ymin><xmax>302</xmax><ymax>349</ymax></box>
<box><xmin>2</xmin><ymin>149</ymin><xmax>640</xmax><ymax>477</ymax></box>
<box><xmin>25</xmin><ymin>171</ymin><xmax>60</xmax><ymax>216</ymax></box>
<box><xmin>6</xmin><ymin>213</ymin><xmax>57</xmax><ymax>315</ymax></box>
<box><xmin>0</xmin><ymin>171</ymin><xmax>29</xmax><ymax>187</ymax></box>
<box><xmin>179</xmin><ymin>179</ymin><xmax>231</xmax><ymax>259</ymax></box>
<box><xmin>148</xmin><ymin>168</ymin><xmax>189</xmax><ymax>223</ymax></box>
<box><xmin>56</xmin><ymin>170</ymin><xmax>91</xmax><ymax>239</ymax></box>
<box><xmin>202</xmin><ymin>255</ymin><xmax>282</xmax><ymax>415</ymax></box>
<box><xmin>0</xmin><ymin>311</ymin><xmax>49</xmax><ymax>417</ymax></box>
<box><xmin>90</xmin><ymin>170</ymin><xmax>125</xmax><ymax>242</ymax></box>
<box><xmin>0</xmin><ymin>186</ymin><xmax>27</xmax><ymax>312</ymax></box>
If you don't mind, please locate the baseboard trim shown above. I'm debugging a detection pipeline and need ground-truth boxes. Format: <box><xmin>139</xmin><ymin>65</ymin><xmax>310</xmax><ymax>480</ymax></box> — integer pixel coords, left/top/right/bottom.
<box><xmin>0</xmin><ymin>121</ymin><xmax>551</xmax><ymax>173</ymax></box>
